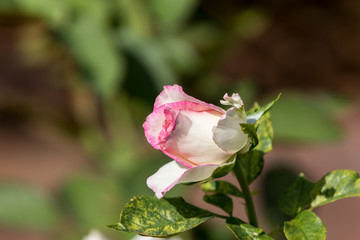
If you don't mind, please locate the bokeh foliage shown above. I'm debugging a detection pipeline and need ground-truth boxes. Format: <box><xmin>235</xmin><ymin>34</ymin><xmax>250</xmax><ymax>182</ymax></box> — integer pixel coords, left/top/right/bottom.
<box><xmin>0</xmin><ymin>0</ymin><xmax>350</xmax><ymax>239</ymax></box>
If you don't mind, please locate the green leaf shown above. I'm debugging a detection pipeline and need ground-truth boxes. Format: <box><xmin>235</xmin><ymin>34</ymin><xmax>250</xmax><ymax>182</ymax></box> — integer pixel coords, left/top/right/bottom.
<box><xmin>310</xmin><ymin>169</ymin><xmax>360</xmax><ymax>209</ymax></box>
<box><xmin>204</xmin><ymin>193</ymin><xmax>233</xmax><ymax>216</ymax></box>
<box><xmin>238</xmin><ymin>151</ymin><xmax>264</xmax><ymax>184</ymax></box>
<box><xmin>284</xmin><ymin>210</ymin><xmax>326</xmax><ymax>240</ymax></box>
<box><xmin>201</xmin><ymin>181</ymin><xmax>243</xmax><ymax>197</ymax></box>
<box><xmin>226</xmin><ymin>217</ymin><xmax>273</xmax><ymax>240</ymax></box>
<box><xmin>0</xmin><ymin>184</ymin><xmax>58</xmax><ymax>229</ymax></box>
<box><xmin>278</xmin><ymin>174</ymin><xmax>315</xmax><ymax>217</ymax></box>
<box><xmin>247</xmin><ymin>94</ymin><xmax>281</xmax><ymax>124</ymax></box>
<box><xmin>109</xmin><ymin>196</ymin><xmax>213</xmax><ymax>237</ymax></box>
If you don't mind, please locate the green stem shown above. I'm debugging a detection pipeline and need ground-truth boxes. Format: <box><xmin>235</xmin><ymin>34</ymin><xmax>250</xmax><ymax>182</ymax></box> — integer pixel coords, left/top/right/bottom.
<box><xmin>269</xmin><ymin>225</ymin><xmax>283</xmax><ymax>237</ymax></box>
<box><xmin>233</xmin><ymin>158</ymin><xmax>258</xmax><ymax>227</ymax></box>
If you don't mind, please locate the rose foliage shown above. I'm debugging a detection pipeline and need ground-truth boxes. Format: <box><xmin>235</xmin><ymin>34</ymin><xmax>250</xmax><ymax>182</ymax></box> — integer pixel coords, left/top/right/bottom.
<box><xmin>109</xmin><ymin>85</ymin><xmax>360</xmax><ymax>240</ymax></box>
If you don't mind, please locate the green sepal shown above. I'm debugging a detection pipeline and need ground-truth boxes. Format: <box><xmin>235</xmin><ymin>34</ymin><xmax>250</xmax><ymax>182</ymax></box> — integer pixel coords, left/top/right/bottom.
<box><xmin>246</xmin><ymin>94</ymin><xmax>281</xmax><ymax>124</ymax></box>
<box><xmin>278</xmin><ymin>174</ymin><xmax>315</xmax><ymax>217</ymax></box>
<box><xmin>226</xmin><ymin>217</ymin><xmax>274</xmax><ymax>240</ymax></box>
<box><xmin>310</xmin><ymin>169</ymin><xmax>360</xmax><ymax>209</ymax></box>
<box><xmin>284</xmin><ymin>210</ymin><xmax>326</xmax><ymax>240</ymax></box>
<box><xmin>211</xmin><ymin>155</ymin><xmax>236</xmax><ymax>179</ymax></box>
<box><xmin>108</xmin><ymin>196</ymin><xmax>213</xmax><ymax>237</ymax></box>
<box><xmin>203</xmin><ymin>193</ymin><xmax>233</xmax><ymax>216</ymax></box>
<box><xmin>200</xmin><ymin>180</ymin><xmax>243</xmax><ymax>197</ymax></box>
<box><xmin>240</xmin><ymin>123</ymin><xmax>259</xmax><ymax>149</ymax></box>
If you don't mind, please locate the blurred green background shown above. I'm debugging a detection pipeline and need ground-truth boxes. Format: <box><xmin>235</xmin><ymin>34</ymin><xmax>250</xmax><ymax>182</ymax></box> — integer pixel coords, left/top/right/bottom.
<box><xmin>0</xmin><ymin>0</ymin><xmax>359</xmax><ymax>239</ymax></box>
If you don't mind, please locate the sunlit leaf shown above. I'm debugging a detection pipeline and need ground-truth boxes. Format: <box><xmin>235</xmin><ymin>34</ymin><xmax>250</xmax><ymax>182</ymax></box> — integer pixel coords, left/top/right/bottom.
<box><xmin>108</xmin><ymin>196</ymin><xmax>213</xmax><ymax>237</ymax></box>
<box><xmin>310</xmin><ymin>169</ymin><xmax>360</xmax><ymax>209</ymax></box>
<box><xmin>254</xmin><ymin>111</ymin><xmax>274</xmax><ymax>153</ymax></box>
<box><xmin>284</xmin><ymin>210</ymin><xmax>326</xmax><ymax>240</ymax></box>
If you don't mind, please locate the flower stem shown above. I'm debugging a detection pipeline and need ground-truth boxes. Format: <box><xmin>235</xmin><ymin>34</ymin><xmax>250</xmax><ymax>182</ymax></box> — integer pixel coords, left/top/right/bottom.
<box><xmin>233</xmin><ymin>158</ymin><xmax>258</xmax><ymax>227</ymax></box>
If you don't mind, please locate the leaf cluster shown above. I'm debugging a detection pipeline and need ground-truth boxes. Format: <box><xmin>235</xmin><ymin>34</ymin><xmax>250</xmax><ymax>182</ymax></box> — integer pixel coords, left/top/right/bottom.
<box><xmin>279</xmin><ymin>169</ymin><xmax>360</xmax><ymax>240</ymax></box>
<box><xmin>109</xmin><ymin>96</ymin><xmax>360</xmax><ymax>240</ymax></box>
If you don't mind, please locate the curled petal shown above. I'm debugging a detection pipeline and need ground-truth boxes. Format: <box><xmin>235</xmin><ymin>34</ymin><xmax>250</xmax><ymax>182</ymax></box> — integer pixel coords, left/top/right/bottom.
<box><xmin>213</xmin><ymin>108</ymin><xmax>248</xmax><ymax>154</ymax></box>
<box><xmin>154</xmin><ymin>85</ymin><xmax>224</xmax><ymax>113</ymax></box>
<box><xmin>147</xmin><ymin>161</ymin><xmax>220</xmax><ymax>198</ymax></box>
<box><xmin>220</xmin><ymin>93</ymin><xmax>244</xmax><ymax>109</ymax></box>
<box><xmin>143</xmin><ymin>107</ymin><xmax>177</xmax><ymax>150</ymax></box>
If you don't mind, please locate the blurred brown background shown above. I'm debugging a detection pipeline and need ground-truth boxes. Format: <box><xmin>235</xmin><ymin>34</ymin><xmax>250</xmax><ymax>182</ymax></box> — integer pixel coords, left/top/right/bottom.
<box><xmin>0</xmin><ymin>0</ymin><xmax>359</xmax><ymax>239</ymax></box>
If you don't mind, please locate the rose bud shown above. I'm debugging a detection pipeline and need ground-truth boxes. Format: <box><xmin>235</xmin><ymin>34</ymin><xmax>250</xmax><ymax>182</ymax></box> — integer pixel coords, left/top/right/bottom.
<box><xmin>143</xmin><ymin>85</ymin><xmax>250</xmax><ymax>198</ymax></box>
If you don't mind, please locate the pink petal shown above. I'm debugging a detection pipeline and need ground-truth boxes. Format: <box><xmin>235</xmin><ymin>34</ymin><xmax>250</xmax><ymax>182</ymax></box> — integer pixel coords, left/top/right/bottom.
<box><xmin>154</xmin><ymin>85</ymin><xmax>224</xmax><ymax>113</ymax></box>
<box><xmin>147</xmin><ymin>161</ymin><xmax>220</xmax><ymax>198</ymax></box>
<box><xmin>143</xmin><ymin>107</ymin><xmax>175</xmax><ymax>150</ymax></box>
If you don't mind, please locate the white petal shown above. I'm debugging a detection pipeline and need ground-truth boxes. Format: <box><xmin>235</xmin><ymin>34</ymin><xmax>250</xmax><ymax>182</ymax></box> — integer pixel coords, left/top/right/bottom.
<box><xmin>213</xmin><ymin>107</ymin><xmax>248</xmax><ymax>154</ymax></box>
<box><xmin>147</xmin><ymin>161</ymin><xmax>188</xmax><ymax>198</ymax></box>
<box><xmin>238</xmin><ymin>136</ymin><xmax>252</xmax><ymax>154</ymax></box>
<box><xmin>147</xmin><ymin>161</ymin><xmax>219</xmax><ymax>198</ymax></box>
<box><xmin>178</xmin><ymin>164</ymin><xmax>219</xmax><ymax>183</ymax></box>
<box><xmin>163</xmin><ymin>110</ymin><xmax>232</xmax><ymax>165</ymax></box>
<box><xmin>83</xmin><ymin>229</ymin><xmax>108</xmax><ymax>240</ymax></box>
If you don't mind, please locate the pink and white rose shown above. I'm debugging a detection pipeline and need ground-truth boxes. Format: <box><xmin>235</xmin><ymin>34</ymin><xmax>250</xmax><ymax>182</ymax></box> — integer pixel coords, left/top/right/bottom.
<box><xmin>143</xmin><ymin>85</ymin><xmax>250</xmax><ymax>198</ymax></box>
